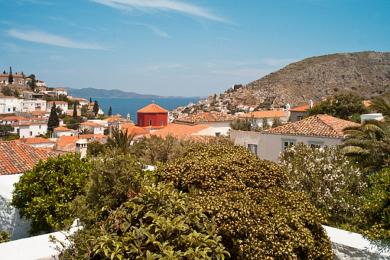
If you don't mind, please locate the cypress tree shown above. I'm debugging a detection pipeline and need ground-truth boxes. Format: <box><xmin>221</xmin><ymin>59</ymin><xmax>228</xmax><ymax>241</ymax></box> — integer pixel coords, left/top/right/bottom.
<box><xmin>93</xmin><ymin>100</ymin><xmax>99</xmax><ymax>116</ymax></box>
<box><xmin>73</xmin><ymin>104</ymin><xmax>78</xmax><ymax>118</ymax></box>
<box><xmin>8</xmin><ymin>67</ymin><xmax>13</xmax><ymax>84</ymax></box>
<box><xmin>89</xmin><ymin>97</ymin><xmax>92</xmax><ymax>103</ymax></box>
<box><xmin>48</xmin><ymin>103</ymin><xmax>59</xmax><ymax>131</ymax></box>
<box><xmin>108</xmin><ymin>106</ymin><xmax>112</xmax><ymax>116</ymax></box>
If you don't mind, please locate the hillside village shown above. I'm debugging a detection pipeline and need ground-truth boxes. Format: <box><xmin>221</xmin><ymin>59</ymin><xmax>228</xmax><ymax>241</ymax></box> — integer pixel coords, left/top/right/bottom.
<box><xmin>0</xmin><ymin>63</ymin><xmax>390</xmax><ymax>259</ymax></box>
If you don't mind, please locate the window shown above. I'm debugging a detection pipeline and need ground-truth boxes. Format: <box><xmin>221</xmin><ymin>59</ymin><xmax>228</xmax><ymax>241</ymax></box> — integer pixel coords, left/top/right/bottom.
<box><xmin>308</xmin><ymin>141</ymin><xmax>323</xmax><ymax>148</ymax></box>
<box><xmin>282</xmin><ymin>139</ymin><xmax>296</xmax><ymax>150</ymax></box>
<box><xmin>7</xmin><ymin>108</ymin><xmax>10</xmax><ymax>112</ymax></box>
<box><xmin>215</xmin><ymin>132</ymin><xmax>221</xmax><ymax>137</ymax></box>
<box><xmin>149</xmin><ymin>120</ymin><xmax>152</xmax><ymax>126</ymax></box>
<box><xmin>297</xmin><ymin>115</ymin><xmax>303</xmax><ymax>121</ymax></box>
<box><xmin>30</xmin><ymin>131</ymin><xmax>33</xmax><ymax>136</ymax></box>
<box><xmin>247</xmin><ymin>144</ymin><xmax>258</xmax><ymax>155</ymax></box>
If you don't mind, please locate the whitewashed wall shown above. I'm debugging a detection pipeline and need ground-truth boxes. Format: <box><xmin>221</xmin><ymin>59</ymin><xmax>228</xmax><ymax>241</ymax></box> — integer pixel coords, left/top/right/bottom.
<box><xmin>230</xmin><ymin>130</ymin><xmax>342</xmax><ymax>162</ymax></box>
<box><xmin>0</xmin><ymin>174</ymin><xmax>31</xmax><ymax>240</ymax></box>
<box><xmin>194</xmin><ymin>122</ymin><xmax>231</xmax><ymax>137</ymax></box>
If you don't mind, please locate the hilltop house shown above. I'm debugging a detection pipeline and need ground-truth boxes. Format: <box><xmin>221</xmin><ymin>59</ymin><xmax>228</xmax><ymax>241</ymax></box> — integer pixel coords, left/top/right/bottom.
<box><xmin>231</xmin><ymin>114</ymin><xmax>359</xmax><ymax>162</ymax></box>
<box><xmin>137</xmin><ymin>103</ymin><xmax>168</xmax><ymax>128</ymax></box>
<box><xmin>79</xmin><ymin>121</ymin><xmax>105</xmax><ymax>135</ymax></box>
<box><xmin>0</xmin><ymin>96</ymin><xmax>21</xmax><ymax>114</ymax></box>
<box><xmin>174</xmin><ymin>111</ymin><xmax>236</xmax><ymax>137</ymax></box>
<box><xmin>47</xmin><ymin>101</ymin><xmax>68</xmax><ymax>114</ymax></box>
<box><xmin>239</xmin><ymin>110</ymin><xmax>289</xmax><ymax>128</ymax></box>
<box><xmin>53</xmin><ymin>126</ymin><xmax>77</xmax><ymax>138</ymax></box>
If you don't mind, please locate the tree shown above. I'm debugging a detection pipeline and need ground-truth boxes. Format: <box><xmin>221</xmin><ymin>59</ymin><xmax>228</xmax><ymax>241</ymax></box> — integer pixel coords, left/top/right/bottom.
<box><xmin>230</xmin><ymin>118</ymin><xmax>252</xmax><ymax>131</ymax></box>
<box><xmin>371</xmin><ymin>93</ymin><xmax>390</xmax><ymax>120</ymax></box>
<box><xmin>342</xmin><ymin>121</ymin><xmax>390</xmax><ymax>172</ymax></box>
<box><xmin>358</xmin><ymin>168</ymin><xmax>390</xmax><ymax>242</ymax></box>
<box><xmin>89</xmin><ymin>97</ymin><xmax>92</xmax><ymax>103</ymax></box>
<box><xmin>0</xmin><ymin>231</ymin><xmax>10</xmax><ymax>244</ymax></box>
<box><xmin>64</xmin><ymin>180</ymin><xmax>228</xmax><ymax>259</ymax></box>
<box><xmin>86</xmin><ymin>141</ymin><xmax>106</xmax><ymax>157</ymax></box>
<box><xmin>159</xmin><ymin>143</ymin><xmax>333</xmax><ymax>259</ymax></box>
<box><xmin>272</xmin><ymin>117</ymin><xmax>282</xmax><ymax>127</ymax></box>
<box><xmin>12</xmin><ymin>154</ymin><xmax>92</xmax><ymax>234</ymax></box>
<box><xmin>280</xmin><ymin>143</ymin><xmax>366</xmax><ymax>227</ymax></box>
<box><xmin>93</xmin><ymin>100</ymin><xmax>99</xmax><ymax>116</ymax></box>
<box><xmin>8</xmin><ymin>66</ymin><xmax>13</xmax><ymax>84</ymax></box>
<box><xmin>0</xmin><ymin>125</ymin><xmax>14</xmax><ymax>137</ymax></box>
<box><xmin>27</xmin><ymin>74</ymin><xmax>37</xmax><ymax>91</ymax></box>
<box><xmin>108</xmin><ymin>105</ymin><xmax>112</xmax><ymax>116</ymax></box>
<box><xmin>1</xmin><ymin>85</ymin><xmax>13</xmax><ymax>96</ymax></box>
<box><xmin>72</xmin><ymin>104</ymin><xmax>77</xmax><ymax>119</ymax></box>
<box><xmin>107</xmin><ymin>127</ymin><xmax>134</xmax><ymax>154</ymax></box>
<box><xmin>309</xmin><ymin>93</ymin><xmax>368</xmax><ymax>121</ymax></box>
<box><xmin>47</xmin><ymin>103</ymin><xmax>59</xmax><ymax>131</ymax></box>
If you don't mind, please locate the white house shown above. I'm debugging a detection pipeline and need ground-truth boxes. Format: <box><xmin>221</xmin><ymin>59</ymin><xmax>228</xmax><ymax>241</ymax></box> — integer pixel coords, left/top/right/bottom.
<box><xmin>79</xmin><ymin>121</ymin><xmax>105</xmax><ymax>135</ymax></box>
<box><xmin>47</xmin><ymin>101</ymin><xmax>68</xmax><ymax>114</ymax></box>
<box><xmin>0</xmin><ymin>141</ymin><xmax>56</xmax><ymax>240</ymax></box>
<box><xmin>230</xmin><ymin>114</ymin><xmax>360</xmax><ymax>162</ymax></box>
<box><xmin>0</xmin><ymin>96</ymin><xmax>22</xmax><ymax>114</ymax></box>
<box><xmin>53</xmin><ymin>126</ymin><xmax>77</xmax><ymax>138</ymax></box>
<box><xmin>53</xmin><ymin>88</ymin><xmax>68</xmax><ymax>96</ymax></box>
<box><xmin>21</xmin><ymin>99</ymin><xmax>47</xmax><ymax>113</ymax></box>
<box><xmin>239</xmin><ymin>110</ymin><xmax>290</xmax><ymax>128</ymax></box>
<box><xmin>18</xmin><ymin>122</ymin><xmax>48</xmax><ymax>138</ymax></box>
<box><xmin>174</xmin><ymin>111</ymin><xmax>236</xmax><ymax>137</ymax></box>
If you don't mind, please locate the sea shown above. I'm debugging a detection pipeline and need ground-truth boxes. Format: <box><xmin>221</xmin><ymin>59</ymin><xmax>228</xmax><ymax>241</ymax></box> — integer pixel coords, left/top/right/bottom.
<box><xmin>94</xmin><ymin>97</ymin><xmax>201</xmax><ymax>121</ymax></box>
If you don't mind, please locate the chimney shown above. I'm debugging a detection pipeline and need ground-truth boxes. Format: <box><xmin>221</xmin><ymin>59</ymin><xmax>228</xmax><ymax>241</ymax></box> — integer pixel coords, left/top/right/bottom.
<box><xmin>76</xmin><ymin>139</ymin><xmax>88</xmax><ymax>159</ymax></box>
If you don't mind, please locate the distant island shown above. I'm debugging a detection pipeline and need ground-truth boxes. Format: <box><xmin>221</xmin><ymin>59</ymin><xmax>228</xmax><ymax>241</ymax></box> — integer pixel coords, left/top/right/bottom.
<box><xmin>66</xmin><ymin>87</ymin><xmax>202</xmax><ymax>99</ymax></box>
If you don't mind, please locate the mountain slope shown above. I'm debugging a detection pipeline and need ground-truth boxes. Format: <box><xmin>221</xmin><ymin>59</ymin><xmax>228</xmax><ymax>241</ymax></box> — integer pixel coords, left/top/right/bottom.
<box><xmin>225</xmin><ymin>51</ymin><xmax>390</xmax><ymax>108</ymax></box>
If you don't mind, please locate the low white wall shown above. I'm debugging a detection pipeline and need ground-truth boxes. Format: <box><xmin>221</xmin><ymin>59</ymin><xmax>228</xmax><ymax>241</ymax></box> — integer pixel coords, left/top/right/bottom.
<box><xmin>0</xmin><ymin>175</ymin><xmax>31</xmax><ymax>240</ymax></box>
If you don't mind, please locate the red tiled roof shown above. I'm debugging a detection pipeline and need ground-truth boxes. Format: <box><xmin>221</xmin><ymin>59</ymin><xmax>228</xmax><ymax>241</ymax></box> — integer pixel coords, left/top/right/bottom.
<box><xmin>56</xmin><ymin>136</ymin><xmax>79</xmax><ymax>151</ymax></box>
<box><xmin>54</xmin><ymin>126</ymin><xmax>73</xmax><ymax>132</ymax></box>
<box><xmin>266</xmin><ymin>114</ymin><xmax>360</xmax><ymax>138</ymax></box>
<box><xmin>79</xmin><ymin>134</ymin><xmax>107</xmax><ymax>140</ymax></box>
<box><xmin>19</xmin><ymin>137</ymin><xmax>55</xmax><ymax>144</ymax></box>
<box><xmin>121</xmin><ymin>123</ymin><xmax>149</xmax><ymax>136</ymax></box>
<box><xmin>152</xmin><ymin>123</ymin><xmax>209</xmax><ymax>139</ymax></box>
<box><xmin>290</xmin><ymin>104</ymin><xmax>310</xmax><ymax>112</ymax></box>
<box><xmin>80</xmin><ymin>121</ymin><xmax>102</xmax><ymax>127</ymax></box>
<box><xmin>0</xmin><ymin>141</ymin><xmax>57</xmax><ymax>175</ymax></box>
<box><xmin>175</xmin><ymin>112</ymin><xmax>236</xmax><ymax>124</ymax></box>
<box><xmin>1</xmin><ymin>116</ymin><xmax>28</xmax><ymax>122</ymax></box>
<box><xmin>137</xmin><ymin>104</ymin><xmax>168</xmax><ymax>113</ymax></box>
<box><xmin>240</xmin><ymin>110</ymin><xmax>288</xmax><ymax>119</ymax></box>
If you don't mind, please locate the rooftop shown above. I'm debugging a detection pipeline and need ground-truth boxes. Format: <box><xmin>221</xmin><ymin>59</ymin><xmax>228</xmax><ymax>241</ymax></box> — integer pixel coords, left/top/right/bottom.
<box><xmin>137</xmin><ymin>103</ymin><xmax>168</xmax><ymax>113</ymax></box>
<box><xmin>19</xmin><ymin>137</ymin><xmax>55</xmax><ymax>145</ymax></box>
<box><xmin>266</xmin><ymin>114</ymin><xmax>360</xmax><ymax>138</ymax></box>
<box><xmin>240</xmin><ymin>110</ymin><xmax>288</xmax><ymax>119</ymax></box>
<box><xmin>0</xmin><ymin>141</ymin><xmax>57</xmax><ymax>175</ymax></box>
<box><xmin>80</xmin><ymin>121</ymin><xmax>102</xmax><ymax>127</ymax></box>
<box><xmin>152</xmin><ymin>123</ymin><xmax>209</xmax><ymax>139</ymax></box>
<box><xmin>121</xmin><ymin>123</ymin><xmax>149</xmax><ymax>136</ymax></box>
<box><xmin>290</xmin><ymin>104</ymin><xmax>311</xmax><ymax>112</ymax></box>
<box><xmin>54</xmin><ymin>126</ymin><xmax>73</xmax><ymax>132</ymax></box>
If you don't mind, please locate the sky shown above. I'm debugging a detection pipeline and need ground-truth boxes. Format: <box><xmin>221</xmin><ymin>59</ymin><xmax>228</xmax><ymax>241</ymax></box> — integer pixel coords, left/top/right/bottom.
<box><xmin>0</xmin><ymin>0</ymin><xmax>389</xmax><ymax>97</ymax></box>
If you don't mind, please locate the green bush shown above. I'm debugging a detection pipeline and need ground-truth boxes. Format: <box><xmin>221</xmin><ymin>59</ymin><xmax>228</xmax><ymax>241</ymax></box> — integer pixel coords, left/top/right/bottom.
<box><xmin>12</xmin><ymin>154</ymin><xmax>91</xmax><ymax>234</ymax></box>
<box><xmin>280</xmin><ymin>143</ymin><xmax>366</xmax><ymax>227</ymax></box>
<box><xmin>159</xmin><ymin>143</ymin><xmax>333</xmax><ymax>259</ymax></box>
<box><xmin>64</xmin><ymin>177</ymin><xmax>229</xmax><ymax>259</ymax></box>
<box><xmin>359</xmin><ymin>168</ymin><xmax>390</xmax><ymax>242</ymax></box>
<box><xmin>0</xmin><ymin>231</ymin><xmax>10</xmax><ymax>243</ymax></box>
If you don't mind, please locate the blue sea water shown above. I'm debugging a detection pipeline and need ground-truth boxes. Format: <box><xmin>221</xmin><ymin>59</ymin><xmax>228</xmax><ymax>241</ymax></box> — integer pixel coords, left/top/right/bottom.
<box><xmin>94</xmin><ymin>97</ymin><xmax>200</xmax><ymax>121</ymax></box>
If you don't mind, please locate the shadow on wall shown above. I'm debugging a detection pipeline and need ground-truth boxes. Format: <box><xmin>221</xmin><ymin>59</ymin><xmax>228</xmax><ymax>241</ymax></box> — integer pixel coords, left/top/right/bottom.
<box><xmin>0</xmin><ymin>194</ymin><xmax>30</xmax><ymax>240</ymax></box>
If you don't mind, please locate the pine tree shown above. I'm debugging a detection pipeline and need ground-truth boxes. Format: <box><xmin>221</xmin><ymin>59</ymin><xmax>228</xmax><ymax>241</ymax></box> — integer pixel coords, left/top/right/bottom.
<box><xmin>93</xmin><ymin>100</ymin><xmax>99</xmax><ymax>116</ymax></box>
<box><xmin>8</xmin><ymin>67</ymin><xmax>13</xmax><ymax>84</ymax></box>
<box><xmin>73</xmin><ymin>104</ymin><xmax>78</xmax><ymax>119</ymax></box>
<box><xmin>108</xmin><ymin>106</ymin><xmax>112</xmax><ymax>116</ymax></box>
<box><xmin>48</xmin><ymin>103</ymin><xmax>59</xmax><ymax>131</ymax></box>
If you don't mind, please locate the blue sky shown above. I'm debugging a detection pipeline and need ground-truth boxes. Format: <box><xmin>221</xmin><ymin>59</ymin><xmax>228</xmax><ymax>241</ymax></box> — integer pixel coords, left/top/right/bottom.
<box><xmin>0</xmin><ymin>0</ymin><xmax>389</xmax><ymax>97</ymax></box>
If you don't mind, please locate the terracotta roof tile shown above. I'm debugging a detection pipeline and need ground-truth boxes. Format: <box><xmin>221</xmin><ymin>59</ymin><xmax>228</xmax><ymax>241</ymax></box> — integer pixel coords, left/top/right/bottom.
<box><xmin>152</xmin><ymin>123</ymin><xmax>209</xmax><ymax>139</ymax></box>
<box><xmin>121</xmin><ymin>124</ymin><xmax>149</xmax><ymax>136</ymax></box>
<box><xmin>0</xmin><ymin>141</ymin><xmax>57</xmax><ymax>175</ymax></box>
<box><xmin>56</xmin><ymin>136</ymin><xmax>79</xmax><ymax>151</ymax></box>
<box><xmin>290</xmin><ymin>104</ymin><xmax>310</xmax><ymax>112</ymax></box>
<box><xmin>240</xmin><ymin>110</ymin><xmax>288</xmax><ymax>119</ymax></box>
<box><xmin>137</xmin><ymin>104</ymin><xmax>168</xmax><ymax>113</ymax></box>
<box><xmin>266</xmin><ymin>114</ymin><xmax>360</xmax><ymax>138</ymax></box>
<box><xmin>80</xmin><ymin>121</ymin><xmax>102</xmax><ymax>127</ymax></box>
<box><xmin>54</xmin><ymin>126</ymin><xmax>73</xmax><ymax>132</ymax></box>
<box><xmin>19</xmin><ymin>137</ymin><xmax>55</xmax><ymax>144</ymax></box>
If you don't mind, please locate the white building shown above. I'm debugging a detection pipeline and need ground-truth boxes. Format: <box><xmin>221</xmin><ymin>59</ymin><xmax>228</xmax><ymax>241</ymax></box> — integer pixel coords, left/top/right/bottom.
<box><xmin>47</xmin><ymin>101</ymin><xmax>68</xmax><ymax>114</ymax></box>
<box><xmin>21</xmin><ymin>99</ymin><xmax>47</xmax><ymax>113</ymax></box>
<box><xmin>53</xmin><ymin>126</ymin><xmax>77</xmax><ymax>138</ymax></box>
<box><xmin>239</xmin><ymin>110</ymin><xmax>290</xmax><ymax>128</ymax></box>
<box><xmin>18</xmin><ymin>122</ymin><xmax>48</xmax><ymax>138</ymax></box>
<box><xmin>53</xmin><ymin>88</ymin><xmax>68</xmax><ymax>96</ymax></box>
<box><xmin>231</xmin><ymin>114</ymin><xmax>360</xmax><ymax>162</ymax></box>
<box><xmin>79</xmin><ymin>121</ymin><xmax>105</xmax><ymax>135</ymax></box>
<box><xmin>0</xmin><ymin>97</ymin><xmax>22</xmax><ymax>114</ymax></box>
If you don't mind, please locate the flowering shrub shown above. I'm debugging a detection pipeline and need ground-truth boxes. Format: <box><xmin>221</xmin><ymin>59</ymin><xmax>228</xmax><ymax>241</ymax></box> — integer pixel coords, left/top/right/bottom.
<box><xmin>160</xmin><ymin>143</ymin><xmax>332</xmax><ymax>259</ymax></box>
<box><xmin>280</xmin><ymin>143</ymin><xmax>366</xmax><ymax>226</ymax></box>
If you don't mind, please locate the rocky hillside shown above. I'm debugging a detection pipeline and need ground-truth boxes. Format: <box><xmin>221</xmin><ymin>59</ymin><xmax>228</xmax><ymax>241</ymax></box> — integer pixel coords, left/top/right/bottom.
<box><xmin>225</xmin><ymin>51</ymin><xmax>390</xmax><ymax>108</ymax></box>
